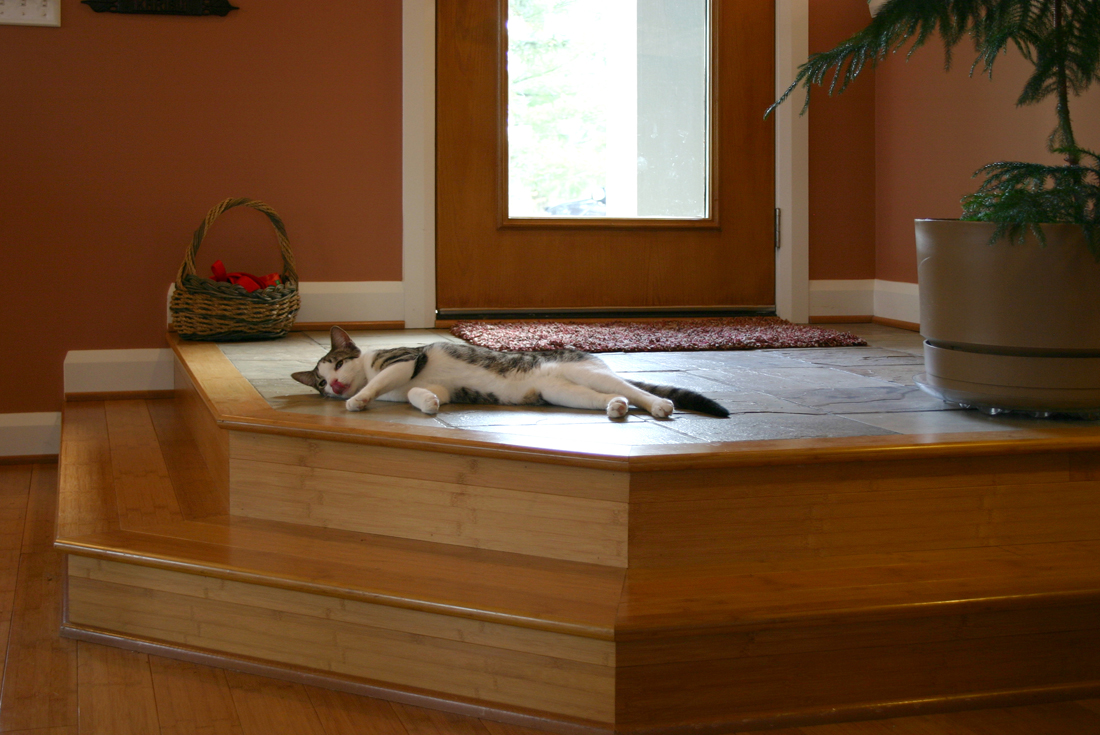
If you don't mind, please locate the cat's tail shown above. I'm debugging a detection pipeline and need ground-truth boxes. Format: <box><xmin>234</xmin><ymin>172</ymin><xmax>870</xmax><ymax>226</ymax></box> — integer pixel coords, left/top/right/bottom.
<box><xmin>627</xmin><ymin>380</ymin><xmax>730</xmax><ymax>418</ymax></box>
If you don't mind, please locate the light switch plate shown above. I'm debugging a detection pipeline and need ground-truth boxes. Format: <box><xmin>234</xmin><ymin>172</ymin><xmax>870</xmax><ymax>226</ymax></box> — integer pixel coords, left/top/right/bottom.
<box><xmin>0</xmin><ymin>0</ymin><xmax>61</xmax><ymax>26</ymax></box>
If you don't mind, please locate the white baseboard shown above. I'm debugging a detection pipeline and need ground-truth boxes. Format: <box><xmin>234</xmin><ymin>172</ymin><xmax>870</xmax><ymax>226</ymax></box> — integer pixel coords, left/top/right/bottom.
<box><xmin>808</xmin><ymin>280</ymin><xmax>875</xmax><ymax>317</ymax></box>
<box><xmin>167</xmin><ymin>281</ymin><xmax>406</xmax><ymax>326</ymax></box>
<box><xmin>872</xmin><ymin>279</ymin><xmax>920</xmax><ymax>325</ymax></box>
<box><xmin>63</xmin><ymin>348</ymin><xmax>176</xmax><ymax>395</ymax></box>
<box><xmin>809</xmin><ymin>279</ymin><xmax>920</xmax><ymax>326</ymax></box>
<box><xmin>296</xmin><ymin>281</ymin><xmax>404</xmax><ymax>324</ymax></box>
<box><xmin>0</xmin><ymin>412</ymin><xmax>61</xmax><ymax>458</ymax></box>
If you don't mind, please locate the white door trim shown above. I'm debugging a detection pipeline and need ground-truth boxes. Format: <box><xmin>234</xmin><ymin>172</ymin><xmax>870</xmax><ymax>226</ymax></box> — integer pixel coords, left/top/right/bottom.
<box><xmin>402</xmin><ymin>0</ymin><xmax>437</xmax><ymax>328</ymax></box>
<box><xmin>774</xmin><ymin>0</ymin><xmax>809</xmax><ymax>323</ymax></box>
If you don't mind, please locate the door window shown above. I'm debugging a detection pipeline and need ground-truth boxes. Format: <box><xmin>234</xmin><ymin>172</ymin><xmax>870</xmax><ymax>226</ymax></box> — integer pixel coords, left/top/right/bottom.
<box><xmin>506</xmin><ymin>0</ymin><xmax>711</xmax><ymax>221</ymax></box>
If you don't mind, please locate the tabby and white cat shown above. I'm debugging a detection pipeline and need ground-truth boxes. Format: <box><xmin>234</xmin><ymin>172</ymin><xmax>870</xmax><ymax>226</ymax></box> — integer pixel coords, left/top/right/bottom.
<box><xmin>291</xmin><ymin>327</ymin><xmax>729</xmax><ymax>419</ymax></box>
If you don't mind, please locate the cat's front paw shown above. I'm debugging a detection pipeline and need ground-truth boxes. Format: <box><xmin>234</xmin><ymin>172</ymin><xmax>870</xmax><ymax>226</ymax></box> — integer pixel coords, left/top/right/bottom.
<box><xmin>650</xmin><ymin>398</ymin><xmax>675</xmax><ymax>419</ymax></box>
<box><xmin>345</xmin><ymin>396</ymin><xmax>369</xmax><ymax>412</ymax></box>
<box><xmin>606</xmin><ymin>396</ymin><xmax>629</xmax><ymax>419</ymax></box>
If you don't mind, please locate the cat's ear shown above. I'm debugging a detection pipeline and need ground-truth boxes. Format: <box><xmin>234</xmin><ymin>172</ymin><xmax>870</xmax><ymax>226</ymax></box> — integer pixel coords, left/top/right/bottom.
<box><xmin>291</xmin><ymin>370</ymin><xmax>319</xmax><ymax>389</ymax></box>
<box><xmin>330</xmin><ymin>326</ymin><xmax>355</xmax><ymax>350</ymax></box>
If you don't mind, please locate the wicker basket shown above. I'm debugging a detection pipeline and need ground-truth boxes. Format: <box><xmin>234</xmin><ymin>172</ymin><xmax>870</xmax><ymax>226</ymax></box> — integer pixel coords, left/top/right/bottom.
<box><xmin>170</xmin><ymin>198</ymin><xmax>301</xmax><ymax>341</ymax></box>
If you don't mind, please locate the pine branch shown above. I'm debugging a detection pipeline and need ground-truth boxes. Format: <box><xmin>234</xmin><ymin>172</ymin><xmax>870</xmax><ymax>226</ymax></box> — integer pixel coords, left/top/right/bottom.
<box><xmin>962</xmin><ymin>148</ymin><xmax>1100</xmax><ymax>257</ymax></box>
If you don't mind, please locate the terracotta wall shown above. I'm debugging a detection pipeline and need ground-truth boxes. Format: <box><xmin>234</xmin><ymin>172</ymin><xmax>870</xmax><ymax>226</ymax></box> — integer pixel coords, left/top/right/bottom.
<box><xmin>807</xmin><ymin>0</ymin><xmax>876</xmax><ymax>281</ymax></box>
<box><xmin>875</xmin><ymin>32</ymin><xmax>1100</xmax><ymax>283</ymax></box>
<box><xmin>0</xmin><ymin>1</ymin><xmax>402</xmax><ymax>414</ymax></box>
<box><xmin>15</xmin><ymin>4</ymin><xmax>1085</xmax><ymax>416</ymax></box>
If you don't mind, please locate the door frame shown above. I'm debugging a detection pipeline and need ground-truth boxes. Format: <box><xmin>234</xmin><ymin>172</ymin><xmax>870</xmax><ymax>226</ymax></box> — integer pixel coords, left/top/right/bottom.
<box><xmin>401</xmin><ymin>0</ymin><xmax>809</xmax><ymax>328</ymax></box>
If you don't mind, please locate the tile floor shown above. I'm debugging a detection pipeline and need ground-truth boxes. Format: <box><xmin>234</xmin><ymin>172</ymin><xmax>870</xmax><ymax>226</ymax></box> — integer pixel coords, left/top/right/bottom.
<box><xmin>219</xmin><ymin>323</ymin><xmax>1100</xmax><ymax>445</ymax></box>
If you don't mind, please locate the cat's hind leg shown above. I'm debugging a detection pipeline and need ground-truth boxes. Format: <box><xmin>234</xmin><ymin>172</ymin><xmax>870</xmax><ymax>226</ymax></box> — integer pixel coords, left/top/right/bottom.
<box><xmin>564</xmin><ymin>368</ymin><xmax>675</xmax><ymax>418</ymax></box>
<box><xmin>407</xmin><ymin>385</ymin><xmax>450</xmax><ymax>415</ymax></box>
<box><xmin>539</xmin><ymin>381</ymin><xmax>631</xmax><ymax>419</ymax></box>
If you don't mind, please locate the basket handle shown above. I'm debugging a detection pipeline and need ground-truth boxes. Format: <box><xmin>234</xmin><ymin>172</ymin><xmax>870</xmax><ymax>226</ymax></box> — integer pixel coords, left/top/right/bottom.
<box><xmin>175</xmin><ymin>198</ymin><xmax>298</xmax><ymax>288</ymax></box>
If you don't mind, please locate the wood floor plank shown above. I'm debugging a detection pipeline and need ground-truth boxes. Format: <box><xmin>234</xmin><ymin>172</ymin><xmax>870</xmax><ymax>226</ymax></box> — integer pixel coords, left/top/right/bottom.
<box><xmin>480</xmin><ymin>720</ymin><xmax>603</xmax><ymax>735</ymax></box>
<box><xmin>0</xmin><ymin>550</ymin><xmax>77</xmax><ymax>732</ymax></box>
<box><xmin>304</xmin><ymin>686</ymin><xmax>408</xmax><ymax>735</ymax></box>
<box><xmin>148</xmin><ymin>655</ymin><xmax>244</xmax><ymax>735</ymax></box>
<box><xmin>392</xmin><ymin>703</ymin><xmax>493</xmax><ymax>735</ymax></box>
<box><xmin>103</xmin><ymin>399</ymin><xmax>184</xmax><ymax>529</ymax></box>
<box><xmin>56</xmin><ymin>402</ymin><xmax>119</xmax><ymax>539</ymax></box>
<box><xmin>800</xmin><ymin>717</ymin><xmax>937</xmax><ymax>735</ymax></box>
<box><xmin>76</xmin><ymin>641</ymin><xmax>161</xmax><ymax>735</ymax></box>
<box><xmin>1078</xmin><ymin>699</ymin><xmax>1100</xmax><ymax>715</ymax></box>
<box><xmin>931</xmin><ymin>701</ymin><xmax>1100</xmax><ymax>734</ymax></box>
<box><xmin>0</xmin><ymin>462</ymin><xmax>75</xmax><ymax>733</ymax></box>
<box><xmin>147</xmin><ymin>398</ymin><xmax>229</xmax><ymax>520</ymax></box>
<box><xmin>0</xmin><ymin>465</ymin><xmax>32</xmax><ymax>671</ymax></box>
<box><xmin>22</xmin><ymin>465</ymin><xmax>58</xmax><ymax>554</ymax></box>
<box><xmin>223</xmin><ymin>670</ymin><xmax>328</xmax><ymax>735</ymax></box>
<box><xmin>479</xmin><ymin>721</ymin><xmax>546</xmax><ymax>735</ymax></box>
<box><xmin>0</xmin><ymin>465</ymin><xmax>33</xmax><ymax>547</ymax></box>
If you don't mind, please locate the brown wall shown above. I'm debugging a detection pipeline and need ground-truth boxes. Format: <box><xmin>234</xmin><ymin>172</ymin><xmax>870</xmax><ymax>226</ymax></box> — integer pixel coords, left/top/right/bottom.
<box><xmin>807</xmin><ymin>0</ymin><xmax>876</xmax><ymax>281</ymax></box>
<box><xmin>12</xmin><ymin>4</ymin><xmax>1091</xmax><ymax>417</ymax></box>
<box><xmin>0</xmin><ymin>1</ymin><xmax>402</xmax><ymax>414</ymax></box>
<box><xmin>875</xmin><ymin>33</ymin><xmax>1100</xmax><ymax>283</ymax></box>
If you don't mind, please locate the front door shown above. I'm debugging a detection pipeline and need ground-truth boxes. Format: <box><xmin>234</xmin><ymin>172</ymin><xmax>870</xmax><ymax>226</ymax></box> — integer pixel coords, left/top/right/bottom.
<box><xmin>436</xmin><ymin>0</ymin><xmax>775</xmax><ymax>317</ymax></box>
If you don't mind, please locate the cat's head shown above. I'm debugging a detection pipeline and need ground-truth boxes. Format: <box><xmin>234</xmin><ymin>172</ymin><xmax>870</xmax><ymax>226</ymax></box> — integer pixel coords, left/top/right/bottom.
<box><xmin>291</xmin><ymin>326</ymin><xmax>366</xmax><ymax>398</ymax></box>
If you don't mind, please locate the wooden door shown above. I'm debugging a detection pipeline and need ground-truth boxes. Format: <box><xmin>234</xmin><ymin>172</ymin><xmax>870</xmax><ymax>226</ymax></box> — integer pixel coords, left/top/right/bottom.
<box><xmin>437</xmin><ymin>0</ymin><xmax>775</xmax><ymax>317</ymax></box>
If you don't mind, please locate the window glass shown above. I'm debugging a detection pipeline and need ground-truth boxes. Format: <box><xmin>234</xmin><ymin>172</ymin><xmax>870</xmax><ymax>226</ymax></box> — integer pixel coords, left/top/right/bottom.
<box><xmin>506</xmin><ymin>0</ymin><xmax>710</xmax><ymax>219</ymax></box>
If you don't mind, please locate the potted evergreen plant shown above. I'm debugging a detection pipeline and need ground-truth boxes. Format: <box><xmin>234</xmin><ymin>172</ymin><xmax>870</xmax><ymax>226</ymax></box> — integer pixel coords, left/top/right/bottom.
<box><xmin>770</xmin><ymin>0</ymin><xmax>1100</xmax><ymax>415</ymax></box>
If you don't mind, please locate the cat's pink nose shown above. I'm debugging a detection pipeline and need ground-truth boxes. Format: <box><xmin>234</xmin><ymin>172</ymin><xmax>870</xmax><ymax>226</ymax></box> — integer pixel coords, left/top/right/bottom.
<box><xmin>330</xmin><ymin>379</ymin><xmax>348</xmax><ymax>395</ymax></box>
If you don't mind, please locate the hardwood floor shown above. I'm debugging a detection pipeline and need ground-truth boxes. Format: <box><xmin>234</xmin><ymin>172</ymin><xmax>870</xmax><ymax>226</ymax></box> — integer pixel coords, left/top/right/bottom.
<box><xmin>2</xmin><ymin>462</ymin><xmax>1099</xmax><ymax>733</ymax></box>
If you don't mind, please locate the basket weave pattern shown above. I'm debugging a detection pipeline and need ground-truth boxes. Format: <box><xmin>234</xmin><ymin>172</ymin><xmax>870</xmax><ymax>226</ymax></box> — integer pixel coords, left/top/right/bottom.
<box><xmin>170</xmin><ymin>198</ymin><xmax>301</xmax><ymax>341</ymax></box>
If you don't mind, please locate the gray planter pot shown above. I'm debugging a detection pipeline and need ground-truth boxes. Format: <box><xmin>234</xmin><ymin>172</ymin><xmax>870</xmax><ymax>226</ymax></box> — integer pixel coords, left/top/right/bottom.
<box><xmin>915</xmin><ymin>219</ymin><xmax>1100</xmax><ymax>415</ymax></box>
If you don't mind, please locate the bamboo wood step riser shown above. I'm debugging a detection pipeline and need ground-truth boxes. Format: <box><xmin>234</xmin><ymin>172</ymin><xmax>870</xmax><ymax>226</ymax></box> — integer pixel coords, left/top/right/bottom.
<box><xmin>62</xmin><ymin>552</ymin><xmax>1100</xmax><ymax>732</ymax></box>
<box><xmin>229</xmin><ymin>432</ymin><xmax>630</xmax><ymax>567</ymax></box>
<box><xmin>65</xmin><ymin>554</ymin><xmax>616</xmax><ymax>725</ymax></box>
<box><xmin>227</xmin><ymin>428</ymin><xmax>1100</xmax><ymax>569</ymax></box>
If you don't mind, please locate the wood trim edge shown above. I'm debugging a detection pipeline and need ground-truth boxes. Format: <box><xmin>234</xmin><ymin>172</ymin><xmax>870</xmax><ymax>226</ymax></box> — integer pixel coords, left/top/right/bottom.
<box><xmin>65</xmin><ymin>390</ymin><xmax>177</xmax><ymax>402</ymax></box>
<box><xmin>872</xmin><ymin>315</ymin><xmax>921</xmax><ymax>332</ymax></box>
<box><xmin>616</xmin><ymin>681</ymin><xmax>1100</xmax><ymax>734</ymax></box>
<box><xmin>60</xmin><ymin>624</ymin><xmax>612</xmax><ymax>735</ymax></box>
<box><xmin>290</xmin><ymin>321</ymin><xmax>406</xmax><ymax>332</ymax></box>
<box><xmin>808</xmin><ymin>315</ymin><xmax>873</xmax><ymax>324</ymax></box>
<box><xmin>0</xmin><ymin>454</ymin><xmax>58</xmax><ymax>465</ymax></box>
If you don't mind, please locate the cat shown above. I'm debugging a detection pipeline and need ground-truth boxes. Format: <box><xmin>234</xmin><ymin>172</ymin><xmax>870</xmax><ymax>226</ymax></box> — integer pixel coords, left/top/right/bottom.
<box><xmin>291</xmin><ymin>326</ymin><xmax>730</xmax><ymax>419</ymax></box>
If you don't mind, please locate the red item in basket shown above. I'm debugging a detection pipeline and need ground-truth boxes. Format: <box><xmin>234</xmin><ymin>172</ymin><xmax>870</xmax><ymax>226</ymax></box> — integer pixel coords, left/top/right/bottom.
<box><xmin>210</xmin><ymin>260</ymin><xmax>282</xmax><ymax>293</ymax></box>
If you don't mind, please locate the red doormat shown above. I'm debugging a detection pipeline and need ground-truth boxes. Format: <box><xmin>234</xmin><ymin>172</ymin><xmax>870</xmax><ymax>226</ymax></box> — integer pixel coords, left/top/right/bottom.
<box><xmin>450</xmin><ymin>317</ymin><xmax>867</xmax><ymax>352</ymax></box>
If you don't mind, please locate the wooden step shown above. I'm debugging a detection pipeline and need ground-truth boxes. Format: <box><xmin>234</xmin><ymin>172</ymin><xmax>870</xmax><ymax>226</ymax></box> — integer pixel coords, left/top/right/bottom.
<box><xmin>171</xmin><ymin>332</ymin><xmax>1100</xmax><ymax>573</ymax></box>
<box><xmin>54</xmin><ymin>359</ymin><xmax>1100</xmax><ymax>733</ymax></box>
<box><xmin>57</xmin><ymin>399</ymin><xmax>624</xmax><ymax>727</ymax></box>
<box><xmin>616</xmin><ymin>543</ymin><xmax>1100</xmax><ymax>729</ymax></box>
